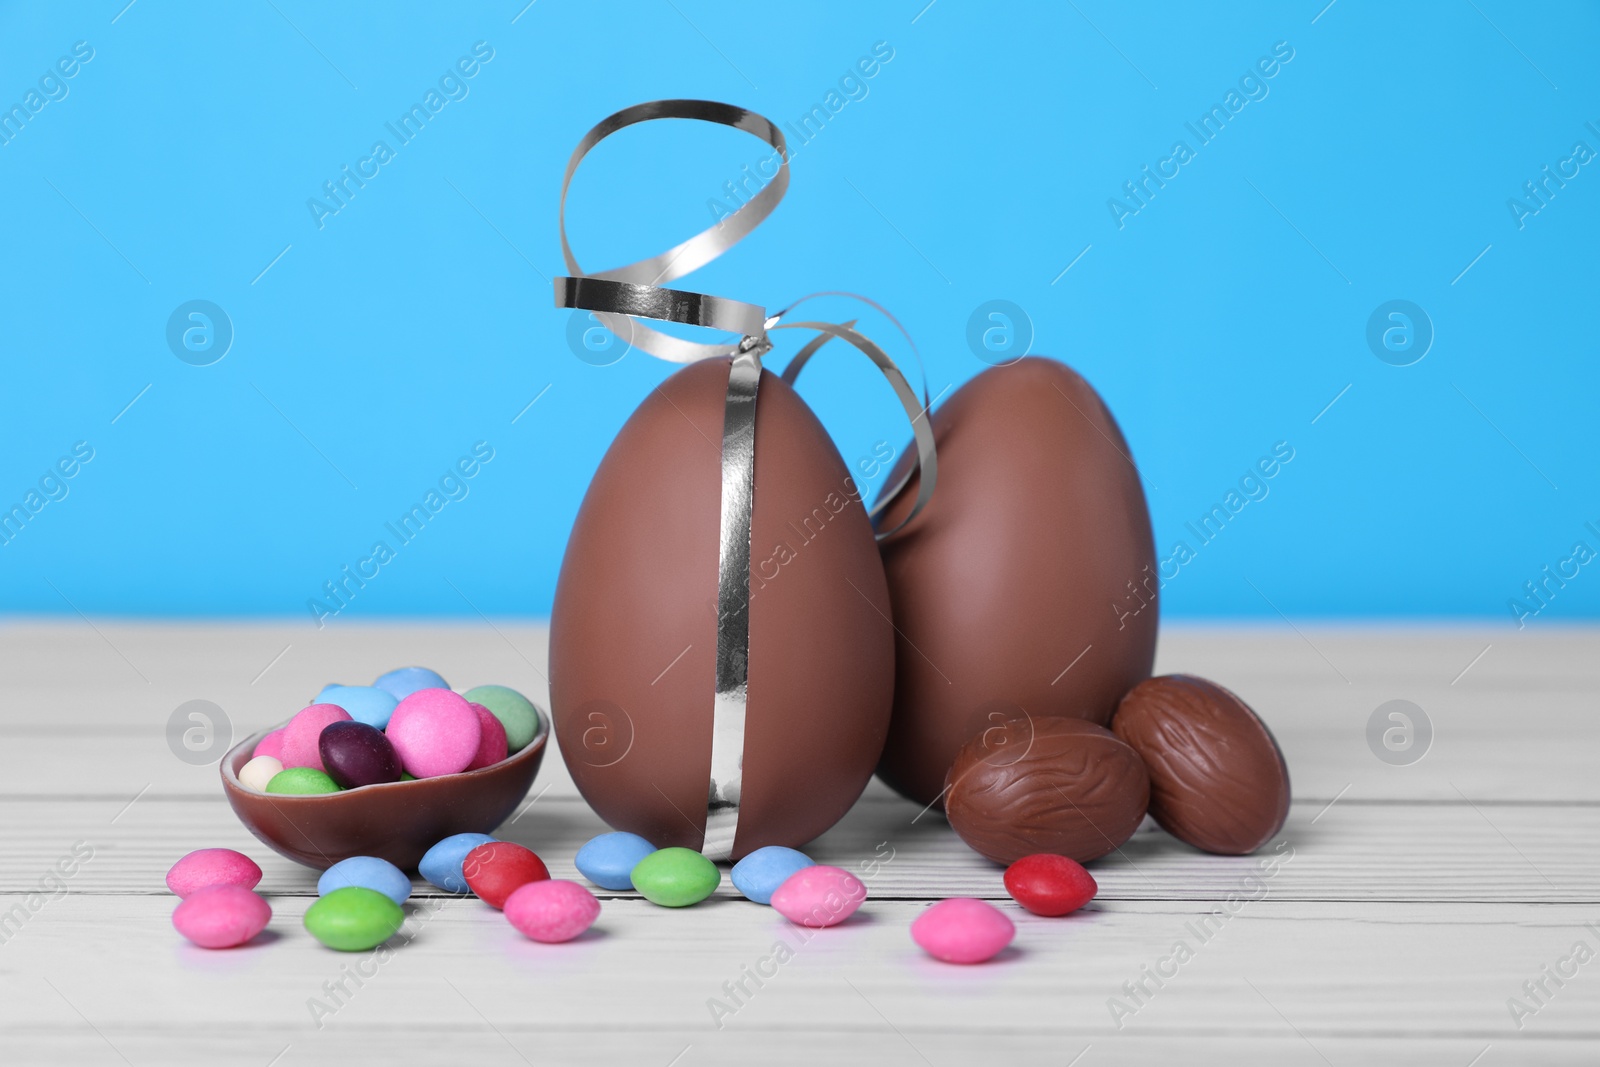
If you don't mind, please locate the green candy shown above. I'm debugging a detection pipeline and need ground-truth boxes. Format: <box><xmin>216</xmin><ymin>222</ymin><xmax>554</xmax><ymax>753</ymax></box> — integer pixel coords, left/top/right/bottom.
<box><xmin>631</xmin><ymin>847</ymin><xmax>720</xmax><ymax>907</ymax></box>
<box><xmin>400</xmin><ymin>772</ymin><xmax>416</xmax><ymax>781</ymax></box>
<box><xmin>462</xmin><ymin>685</ymin><xmax>542</xmax><ymax>753</ymax></box>
<box><xmin>265</xmin><ymin>767</ymin><xmax>341</xmax><ymax>794</ymax></box>
<box><xmin>304</xmin><ymin>886</ymin><xmax>405</xmax><ymax>951</ymax></box>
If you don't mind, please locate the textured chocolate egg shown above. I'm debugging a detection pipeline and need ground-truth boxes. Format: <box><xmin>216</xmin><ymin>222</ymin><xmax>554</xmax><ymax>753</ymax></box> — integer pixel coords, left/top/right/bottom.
<box><xmin>550</xmin><ymin>356</ymin><xmax>895</xmax><ymax>861</ymax></box>
<box><xmin>944</xmin><ymin>715</ymin><xmax>1149</xmax><ymax>865</ymax></box>
<box><xmin>1112</xmin><ymin>675</ymin><xmax>1290</xmax><ymax>855</ymax></box>
<box><xmin>874</xmin><ymin>357</ymin><xmax>1158</xmax><ymax>807</ymax></box>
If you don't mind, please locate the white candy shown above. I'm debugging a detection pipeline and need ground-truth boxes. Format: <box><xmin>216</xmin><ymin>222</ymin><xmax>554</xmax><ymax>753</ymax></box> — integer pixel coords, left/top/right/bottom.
<box><xmin>240</xmin><ymin>755</ymin><xmax>284</xmax><ymax>792</ymax></box>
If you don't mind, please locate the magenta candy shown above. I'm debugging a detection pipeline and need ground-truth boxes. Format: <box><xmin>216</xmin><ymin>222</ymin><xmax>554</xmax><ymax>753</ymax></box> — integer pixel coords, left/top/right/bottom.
<box><xmin>770</xmin><ymin>865</ymin><xmax>866</xmax><ymax>928</ymax></box>
<box><xmin>504</xmin><ymin>879</ymin><xmax>600</xmax><ymax>943</ymax></box>
<box><xmin>253</xmin><ymin>728</ymin><xmax>286</xmax><ymax>760</ymax></box>
<box><xmin>166</xmin><ymin>848</ymin><xmax>263</xmax><ymax>898</ymax></box>
<box><xmin>911</xmin><ymin>898</ymin><xmax>1015</xmax><ymax>964</ymax></box>
<box><xmin>279</xmin><ymin>704</ymin><xmax>353</xmax><ymax>771</ymax></box>
<box><xmin>464</xmin><ymin>702</ymin><xmax>510</xmax><ymax>771</ymax></box>
<box><xmin>319</xmin><ymin>720</ymin><xmax>403</xmax><ymax>788</ymax></box>
<box><xmin>172</xmin><ymin>884</ymin><xmax>272</xmax><ymax>948</ymax></box>
<box><xmin>386</xmin><ymin>689</ymin><xmax>482</xmax><ymax>778</ymax></box>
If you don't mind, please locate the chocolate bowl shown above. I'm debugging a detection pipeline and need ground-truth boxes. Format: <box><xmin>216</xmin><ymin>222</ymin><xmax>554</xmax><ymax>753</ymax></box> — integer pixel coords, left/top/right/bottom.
<box><xmin>219</xmin><ymin>714</ymin><xmax>548</xmax><ymax>871</ymax></box>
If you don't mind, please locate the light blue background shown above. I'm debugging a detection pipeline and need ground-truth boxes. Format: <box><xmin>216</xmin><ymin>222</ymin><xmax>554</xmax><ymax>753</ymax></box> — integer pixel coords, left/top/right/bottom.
<box><xmin>2</xmin><ymin>1</ymin><xmax>1596</xmax><ymax>627</ymax></box>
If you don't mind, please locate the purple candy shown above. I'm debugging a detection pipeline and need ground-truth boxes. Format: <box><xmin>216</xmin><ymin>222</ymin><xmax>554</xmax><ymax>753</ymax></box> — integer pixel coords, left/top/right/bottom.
<box><xmin>318</xmin><ymin>720</ymin><xmax>403</xmax><ymax>789</ymax></box>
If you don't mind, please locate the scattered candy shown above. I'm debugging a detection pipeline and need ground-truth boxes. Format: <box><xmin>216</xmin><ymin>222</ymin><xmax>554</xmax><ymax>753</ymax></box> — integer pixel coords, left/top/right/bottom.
<box><xmin>462</xmin><ymin>685</ymin><xmax>541</xmax><ymax>754</ymax></box>
<box><xmin>574</xmin><ymin>832</ymin><xmax>655</xmax><ymax>891</ymax></box>
<box><xmin>463</xmin><ymin>702</ymin><xmax>509</xmax><ymax>772</ymax></box>
<box><xmin>318</xmin><ymin>856</ymin><xmax>412</xmax><ymax>905</ymax></box>
<box><xmin>166</xmin><ymin>848</ymin><xmax>262</xmax><ymax>898</ymax></box>
<box><xmin>504</xmin><ymin>880</ymin><xmax>600</xmax><ymax>942</ymax></box>
<box><xmin>386</xmin><ymin>688</ymin><xmax>481</xmax><ymax>778</ymax></box>
<box><xmin>266</xmin><ymin>767</ymin><xmax>341</xmax><ymax>794</ymax></box>
<box><xmin>419</xmin><ymin>832</ymin><xmax>497</xmax><ymax>893</ymax></box>
<box><xmin>319</xmin><ymin>720</ymin><xmax>403</xmax><ymax>789</ymax></box>
<box><xmin>770</xmin><ymin>865</ymin><xmax>865</xmax><ymax>928</ymax></box>
<box><xmin>279</xmin><ymin>704</ymin><xmax>353</xmax><ymax>771</ymax></box>
<box><xmin>239</xmin><ymin>755</ymin><xmax>283</xmax><ymax>793</ymax></box>
<box><xmin>373</xmin><ymin>666</ymin><xmax>449</xmax><ymax>701</ymax></box>
<box><xmin>463</xmin><ymin>841</ymin><xmax>550</xmax><ymax>909</ymax></box>
<box><xmin>172</xmin><ymin>884</ymin><xmax>271</xmax><ymax>948</ymax></box>
<box><xmin>731</xmin><ymin>846</ymin><xmax>815</xmax><ymax>905</ymax></box>
<box><xmin>314</xmin><ymin>684</ymin><xmax>400</xmax><ymax>730</ymax></box>
<box><xmin>253</xmin><ymin>728</ymin><xmax>286</xmax><ymax>760</ymax></box>
<box><xmin>631</xmin><ymin>847</ymin><xmax>720</xmax><ymax>907</ymax></box>
<box><xmin>911</xmin><ymin>898</ymin><xmax>1015</xmax><ymax>964</ymax></box>
<box><xmin>304</xmin><ymin>886</ymin><xmax>404</xmax><ymax>951</ymax></box>
<box><xmin>1003</xmin><ymin>853</ymin><xmax>1097</xmax><ymax>917</ymax></box>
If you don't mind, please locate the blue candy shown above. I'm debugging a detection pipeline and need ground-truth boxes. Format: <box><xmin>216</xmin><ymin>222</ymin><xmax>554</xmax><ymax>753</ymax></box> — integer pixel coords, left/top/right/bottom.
<box><xmin>574</xmin><ymin>832</ymin><xmax>657</xmax><ymax>891</ymax></box>
<box><xmin>373</xmin><ymin>666</ymin><xmax>450</xmax><ymax>701</ymax></box>
<box><xmin>418</xmin><ymin>833</ymin><xmax>495</xmax><ymax>893</ymax></box>
<box><xmin>318</xmin><ymin>856</ymin><xmax>413</xmax><ymax>905</ymax></box>
<box><xmin>731</xmin><ymin>846</ymin><xmax>815</xmax><ymax>904</ymax></box>
<box><xmin>315</xmin><ymin>684</ymin><xmax>400</xmax><ymax>730</ymax></box>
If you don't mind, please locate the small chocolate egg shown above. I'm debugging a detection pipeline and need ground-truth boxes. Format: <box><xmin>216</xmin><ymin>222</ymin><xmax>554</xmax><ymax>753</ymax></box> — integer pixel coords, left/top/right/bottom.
<box><xmin>550</xmin><ymin>357</ymin><xmax>894</xmax><ymax>860</ymax></box>
<box><xmin>873</xmin><ymin>357</ymin><xmax>1158</xmax><ymax>808</ymax></box>
<box><xmin>944</xmin><ymin>715</ymin><xmax>1149</xmax><ymax>865</ymax></box>
<box><xmin>1112</xmin><ymin>674</ymin><xmax>1290</xmax><ymax>855</ymax></box>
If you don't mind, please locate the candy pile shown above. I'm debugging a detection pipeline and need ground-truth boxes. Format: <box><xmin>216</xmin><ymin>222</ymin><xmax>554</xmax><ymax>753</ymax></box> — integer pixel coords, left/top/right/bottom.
<box><xmin>166</xmin><ymin>835</ymin><xmax>1092</xmax><ymax>964</ymax></box>
<box><xmin>171</xmin><ymin>663</ymin><xmax>1105</xmax><ymax>965</ymax></box>
<box><xmin>239</xmin><ymin>667</ymin><xmax>541</xmax><ymax>794</ymax></box>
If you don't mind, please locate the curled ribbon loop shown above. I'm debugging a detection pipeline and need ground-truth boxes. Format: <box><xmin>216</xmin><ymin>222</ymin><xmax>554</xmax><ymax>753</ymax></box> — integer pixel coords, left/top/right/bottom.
<box><xmin>553</xmin><ymin>99</ymin><xmax>938</xmax><ymax>859</ymax></box>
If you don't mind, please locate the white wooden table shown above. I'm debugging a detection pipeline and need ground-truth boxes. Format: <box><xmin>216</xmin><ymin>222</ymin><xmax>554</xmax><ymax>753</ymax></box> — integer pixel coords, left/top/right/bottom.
<box><xmin>1</xmin><ymin>621</ymin><xmax>1594</xmax><ymax>1065</ymax></box>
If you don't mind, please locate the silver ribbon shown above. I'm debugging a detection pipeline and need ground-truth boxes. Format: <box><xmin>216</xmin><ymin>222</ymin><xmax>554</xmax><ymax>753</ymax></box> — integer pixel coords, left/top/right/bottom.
<box><xmin>554</xmin><ymin>99</ymin><xmax>937</xmax><ymax>859</ymax></box>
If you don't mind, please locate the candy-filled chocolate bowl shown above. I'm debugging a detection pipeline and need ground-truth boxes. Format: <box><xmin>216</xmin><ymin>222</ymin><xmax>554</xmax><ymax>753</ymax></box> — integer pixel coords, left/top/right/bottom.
<box><xmin>220</xmin><ymin>714</ymin><xmax>548</xmax><ymax>872</ymax></box>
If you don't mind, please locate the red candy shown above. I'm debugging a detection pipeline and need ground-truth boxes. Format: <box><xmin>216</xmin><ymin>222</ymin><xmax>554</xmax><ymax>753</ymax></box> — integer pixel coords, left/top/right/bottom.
<box><xmin>463</xmin><ymin>702</ymin><xmax>509</xmax><ymax>772</ymax></box>
<box><xmin>462</xmin><ymin>842</ymin><xmax>549</xmax><ymax>909</ymax></box>
<box><xmin>1003</xmin><ymin>853</ymin><xmax>1098</xmax><ymax>917</ymax></box>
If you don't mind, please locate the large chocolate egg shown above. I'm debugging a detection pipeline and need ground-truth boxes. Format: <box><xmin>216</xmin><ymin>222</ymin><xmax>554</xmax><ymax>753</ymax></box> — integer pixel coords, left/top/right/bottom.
<box><xmin>874</xmin><ymin>357</ymin><xmax>1158</xmax><ymax>807</ymax></box>
<box><xmin>550</xmin><ymin>356</ymin><xmax>895</xmax><ymax>860</ymax></box>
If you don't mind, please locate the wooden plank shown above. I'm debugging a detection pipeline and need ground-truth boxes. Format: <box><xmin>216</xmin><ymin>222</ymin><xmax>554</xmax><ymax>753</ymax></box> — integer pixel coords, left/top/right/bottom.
<box><xmin>2</xmin><ymin>793</ymin><xmax>1593</xmax><ymax>904</ymax></box>
<box><xmin>3</xmin><ymin>622</ymin><xmax>1597</xmax><ymax>1064</ymax></box>
<box><xmin>1</xmin><ymin>621</ymin><xmax>1594</xmax><ymax>801</ymax></box>
<box><xmin>0</xmin><ymin>896</ymin><xmax>1594</xmax><ymax>1064</ymax></box>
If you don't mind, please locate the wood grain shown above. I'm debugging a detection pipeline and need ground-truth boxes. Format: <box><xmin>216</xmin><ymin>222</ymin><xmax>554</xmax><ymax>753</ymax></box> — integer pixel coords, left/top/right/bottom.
<box><xmin>0</xmin><ymin>621</ymin><xmax>1595</xmax><ymax>1064</ymax></box>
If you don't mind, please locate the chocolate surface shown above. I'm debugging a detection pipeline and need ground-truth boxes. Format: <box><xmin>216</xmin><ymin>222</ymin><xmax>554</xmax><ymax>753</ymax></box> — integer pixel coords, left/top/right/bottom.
<box><xmin>874</xmin><ymin>357</ymin><xmax>1158</xmax><ymax>807</ymax></box>
<box><xmin>549</xmin><ymin>357</ymin><xmax>894</xmax><ymax>860</ymax></box>
<box><xmin>1112</xmin><ymin>674</ymin><xmax>1290</xmax><ymax>855</ymax></box>
<box><xmin>944</xmin><ymin>715</ymin><xmax>1149</xmax><ymax>865</ymax></box>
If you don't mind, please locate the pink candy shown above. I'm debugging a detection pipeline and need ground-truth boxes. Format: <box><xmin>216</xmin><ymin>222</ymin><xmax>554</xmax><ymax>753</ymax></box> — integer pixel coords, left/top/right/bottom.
<box><xmin>386</xmin><ymin>688</ymin><xmax>482</xmax><ymax>778</ymax></box>
<box><xmin>172</xmin><ymin>884</ymin><xmax>271</xmax><ymax>949</ymax></box>
<box><xmin>504</xmin><ymin>879</ymin><xmax>600</xmax><ymax>943</ymax></box>
<box><xmin>770</xmin><ymin>865</ymin><xmax>866</xmax><ymax>928</ymax></box>
<box><xmin>464</xmin><ymin>702</ymin><xmax>509</xmax><ymax>772</ymax></box>
<box><xmin>166</xmin><ymin>848</ymin><xmax>262</xmax><ymax>898</ymax></box>
<box><xmin>253</xmin><ymin>727</ymin><xmax>286</xmax><ymax>760</ymax></box>
<box><xmin>279</xmin><ymin>704</ymin><xmax>353</xmax><ymax>771</ymax></box>
<box><xmin>911</xmin><ymin>898</ymin><xmax>1015</xmax><ymax>964</ymax></box>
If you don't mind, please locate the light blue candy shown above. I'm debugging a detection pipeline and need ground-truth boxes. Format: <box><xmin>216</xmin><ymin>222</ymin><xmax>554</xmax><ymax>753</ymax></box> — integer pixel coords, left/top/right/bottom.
<box><xmin>574</xmin><ymin>831</ymin><xmax>657</xmax><ymax>891</ymax></box>
<box><xmin>315</xmin><ymin>684</ymin><xmax>400</xmax><ymax>730</ymax></box>
<box><xmin>731</xmin><ymin>846</ymin><xmax>815</xmax><ymax>905</ymax></box>
<box><xmin>374</xmin><ymin>666</ymin><xmax>449</xmax><ymax>701</ymax></box>
<box><xmin>317</xmin><ymin>856</ymin><xmax>413</xmax><ymax>905</ymax></box>
<box><xmin>418</xmin><ymin>833</ymin><xmax>495</xmax><ymax>893</ymax></box>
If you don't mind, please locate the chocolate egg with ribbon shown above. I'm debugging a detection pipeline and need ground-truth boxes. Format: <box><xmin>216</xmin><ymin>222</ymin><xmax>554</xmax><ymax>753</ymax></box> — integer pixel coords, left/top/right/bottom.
<box><xmin>548</xmin><ymin>101</ymin><xmax>936</xmax><ymax>861</ymax></box>
<box><xmin>873</xmin><ymin>357</ymin><xmax>1158</xmax><ymax>808</ymax></box>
